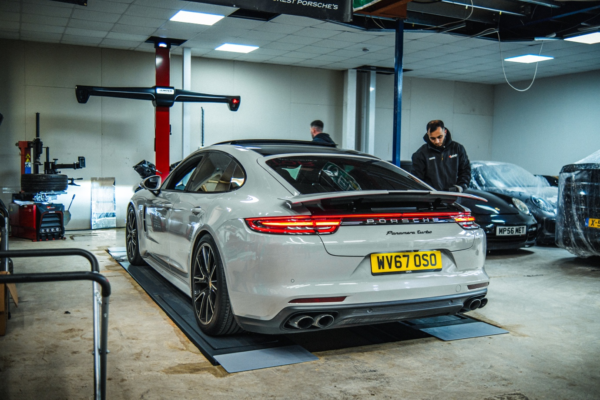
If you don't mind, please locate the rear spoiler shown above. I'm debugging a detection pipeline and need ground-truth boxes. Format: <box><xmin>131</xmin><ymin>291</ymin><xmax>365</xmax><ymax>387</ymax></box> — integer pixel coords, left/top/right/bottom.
<box><xmin>280</xmin><ymin>190</ymin><xmax>487</xmax><ymax>206</ymax></box>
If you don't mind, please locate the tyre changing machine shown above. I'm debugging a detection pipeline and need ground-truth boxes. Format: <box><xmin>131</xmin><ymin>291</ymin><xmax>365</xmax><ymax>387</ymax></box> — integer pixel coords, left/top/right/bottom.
<box><xmin>10</xmin><ymin>113</ymin><xmax>85</xmax><ymax>241</ymax></box>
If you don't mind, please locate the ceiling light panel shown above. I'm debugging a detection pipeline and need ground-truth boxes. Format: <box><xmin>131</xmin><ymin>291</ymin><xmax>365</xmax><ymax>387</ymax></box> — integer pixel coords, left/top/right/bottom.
<box><xmin>216</xmin><ymin>43</ymin><xmax>259</xmax><ymax>53</ymax></box>
<box><xmin>504</xmin><ymin>54</ymin><xmax>554</xmax><ymax>63</ymax></box>
<box><xmin>170</xmin><ymin>10</ymin><xmax>224</xmax><ymax>26</ymax></box>
<box><xmin>565</xmin><ymin>32</ymin><xmax>600</xmax><ymax>44</ymax></box>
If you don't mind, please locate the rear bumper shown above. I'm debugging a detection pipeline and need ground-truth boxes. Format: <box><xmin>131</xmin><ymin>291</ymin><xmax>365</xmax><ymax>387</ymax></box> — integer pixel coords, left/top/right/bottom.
<box><xmin>236</xmin><ymin>289</ymin><xmax>488</xmax><ymax>335</ymax></box>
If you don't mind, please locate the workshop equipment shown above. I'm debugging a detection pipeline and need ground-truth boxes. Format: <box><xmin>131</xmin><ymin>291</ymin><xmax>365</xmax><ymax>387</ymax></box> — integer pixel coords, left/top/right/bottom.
<box><xmin>10</xmin><ymin>113</ymin><xmax>86</xmax><ymax>241</ymax></box>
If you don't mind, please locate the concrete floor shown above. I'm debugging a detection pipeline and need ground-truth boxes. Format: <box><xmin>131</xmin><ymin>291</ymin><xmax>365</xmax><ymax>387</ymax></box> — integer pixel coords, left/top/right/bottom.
<box><xmin>1</xmin><ymin>229</ymin><xmax>599</xmax><ymax>400</ymax></box>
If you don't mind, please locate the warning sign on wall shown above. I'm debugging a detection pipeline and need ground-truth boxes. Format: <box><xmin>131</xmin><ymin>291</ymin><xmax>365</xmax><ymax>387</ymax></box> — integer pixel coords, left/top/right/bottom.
<box><xmin>189</xmin><ymin>0</ymin><xmax>353</xmax><ymax>22</ymax></box>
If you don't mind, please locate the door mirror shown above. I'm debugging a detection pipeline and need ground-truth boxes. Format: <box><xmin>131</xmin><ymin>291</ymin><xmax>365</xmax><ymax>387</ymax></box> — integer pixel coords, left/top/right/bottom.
<box><xmin>140</xmin><ymin>175</ymin><xmax>161</xmax><ymax>194</ymax></box>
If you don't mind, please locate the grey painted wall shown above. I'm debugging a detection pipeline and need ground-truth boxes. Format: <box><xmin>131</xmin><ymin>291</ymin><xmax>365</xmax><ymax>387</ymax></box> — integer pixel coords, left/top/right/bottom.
<box><xmin>371</xmin><ymin>74</ymin><xmax>494</xmax><ymax>163</ymax></box>
<box><xmin>0</xmin><ymin>39</ymin><xmax>344</xmax><ymax>229</ymax></box>
<box><xmin>0</xmin><ymin>39</ymin><xmax>495</xmax><ymax>230</ymax></box>
<box><xmin>492</xmin><ymin>69</ymin><xmax>600</xmax><ymax>175</ymax></box>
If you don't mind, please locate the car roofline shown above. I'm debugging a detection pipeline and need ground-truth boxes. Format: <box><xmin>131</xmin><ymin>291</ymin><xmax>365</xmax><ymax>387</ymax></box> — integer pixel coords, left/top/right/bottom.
<box><xmin>214</xmin><ymin>139</ymin><xmax>337</xmax><ymax>148</ymax></box>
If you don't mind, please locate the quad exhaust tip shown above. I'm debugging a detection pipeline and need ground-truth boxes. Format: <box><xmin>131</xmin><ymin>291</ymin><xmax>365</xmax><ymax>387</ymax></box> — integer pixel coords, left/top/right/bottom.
<box><xmin>287</xmin><ymin>314</ymin><xmax>336</xmax><ymax>330</ymax></box>
<box><xmin>464</xmin><ymin>297</ymin><xmax>488</xmax><ymax>311</ymax></box>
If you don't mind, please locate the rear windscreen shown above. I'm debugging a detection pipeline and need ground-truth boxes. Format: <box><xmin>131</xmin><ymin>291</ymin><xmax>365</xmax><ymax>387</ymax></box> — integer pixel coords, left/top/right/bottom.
<box><xmin>266</xmin><ymin>156</ymin><xmax>427</xmax><ymax>194</ymax></box>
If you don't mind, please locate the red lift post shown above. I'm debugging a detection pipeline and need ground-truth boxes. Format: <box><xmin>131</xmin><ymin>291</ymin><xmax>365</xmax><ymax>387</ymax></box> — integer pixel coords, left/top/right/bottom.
<box><xmin>155</xmin><ymin>44</ymin><xmax>171</xmax><ymax>180</ymax></box>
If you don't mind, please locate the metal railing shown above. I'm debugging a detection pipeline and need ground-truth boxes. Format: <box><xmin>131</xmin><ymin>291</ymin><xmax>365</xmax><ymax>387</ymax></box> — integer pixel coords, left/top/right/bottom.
<box><xmin>0</xmin><ymin>248</ymin><xmax>111</xmax><ymax>400</ymax></box>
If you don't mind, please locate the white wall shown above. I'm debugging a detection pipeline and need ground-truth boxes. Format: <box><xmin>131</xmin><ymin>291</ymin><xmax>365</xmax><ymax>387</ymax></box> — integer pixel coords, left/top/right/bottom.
<box><xmin>370</xmin><ymin>74</ymin><xmax>494</xmax><ymax>162</ymax></box>
<box><xmin>0</xmin><ymin>39</ymin><xmax>343</xmax><ymax>229</ymax></box>
<box><xmin>0</xmin><ymin>39</ymin><xmax>497</xmax><ymax>230</ymax></box>
<box><xmin>492</xmin><ymin>70</ymin><xmax>600</xmax><ymax>175</ymax></box>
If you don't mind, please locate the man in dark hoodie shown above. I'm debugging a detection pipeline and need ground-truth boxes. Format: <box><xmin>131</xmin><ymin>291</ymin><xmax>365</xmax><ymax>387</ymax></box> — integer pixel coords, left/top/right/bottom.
<box><xmin>411</xmin><ymin>120</ymin><xmax>471</xmax><ymax>192</ymax></box>
<box><xmin>310</xmin><ymin>120</ymin><xmax>336</xmax><ymax>145</ymax></box>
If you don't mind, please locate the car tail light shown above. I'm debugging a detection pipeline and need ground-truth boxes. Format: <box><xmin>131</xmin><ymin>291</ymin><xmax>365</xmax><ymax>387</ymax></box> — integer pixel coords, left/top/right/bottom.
<box><xmin>245</xmin><ymin>212</ymin><xmax>478</xmax><ymax>234</ymax></box>
<box><xmin>289</xmin><ymin>296</ymin><xmax>346</xmax><ymax>303</ymax></box>
<box><xmin>245</xmin><ymin>216</ymin><xmax>341</xmax><ymax>235</ymax></box>
<box><xmin>452</xmin><ymin>214</ymin><xmax>479</xmax><ymax>230</ymax></box>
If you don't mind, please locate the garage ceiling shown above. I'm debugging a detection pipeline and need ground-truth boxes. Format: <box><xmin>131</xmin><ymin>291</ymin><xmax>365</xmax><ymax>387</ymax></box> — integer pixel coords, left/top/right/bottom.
<box><xmin>1</xmin><ymin>0</ymin><xmax>599</xmax><ymax>85</ymax></box>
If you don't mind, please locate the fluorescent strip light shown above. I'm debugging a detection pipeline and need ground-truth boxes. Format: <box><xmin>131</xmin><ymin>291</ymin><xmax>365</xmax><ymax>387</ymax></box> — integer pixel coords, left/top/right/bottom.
<box><xmin>504</xmin><ymin>54</ymin><xmax>554</xmax><ymax>64</ymax></box>
<box><xmin>216</xmin><ymin>43</ymin><xmax>259</xmax><ymax>53</ymax></box>
<box><xmin>565</xmin><ymin>32</ymin><xmax>600</xmax><ymax>44</ymax></box>
<box><xmin>170</xmin><ymin>10</ymin><xmax>224</xmax><ymax>25</ymax></box>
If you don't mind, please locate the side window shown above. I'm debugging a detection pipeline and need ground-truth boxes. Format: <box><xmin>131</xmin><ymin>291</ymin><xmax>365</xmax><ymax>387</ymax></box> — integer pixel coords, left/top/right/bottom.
<box><xmin>163</xmin><ymin>156</ymin><xmax>203</xmax><ymax>191</ymax></box>
<box><xmin>186</xmin><ymin>152</ymin><xmax>246</xmax><ymax>193</ymax></box>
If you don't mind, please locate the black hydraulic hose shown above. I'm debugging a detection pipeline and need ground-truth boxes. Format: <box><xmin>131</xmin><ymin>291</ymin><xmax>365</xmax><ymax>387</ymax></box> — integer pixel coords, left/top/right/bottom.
<box><xmin>0</xmin><ymin>248</ymin><xmax>99</xmax><ymax>272</ymax></box>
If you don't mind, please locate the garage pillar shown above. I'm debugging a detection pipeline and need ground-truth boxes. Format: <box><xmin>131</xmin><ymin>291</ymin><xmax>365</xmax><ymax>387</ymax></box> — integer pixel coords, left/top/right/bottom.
<box><xmin>392</xmin><ymin>19</ymin><xmax>404</xmax><ymax>167</ymax></box>
<box><xmin>182</xmin><ymin>47</ymin><xmax>192</xmax><ymax>160</ymax></box>
<box><xmin>342</xmin><ymin>69</ymin><xmax>357</xmax><ymax>150</ymax></box>
<box><xmin>362</xmin><ymin>71</ymin><xmax>376</xmax><ymax>155</ymax></box>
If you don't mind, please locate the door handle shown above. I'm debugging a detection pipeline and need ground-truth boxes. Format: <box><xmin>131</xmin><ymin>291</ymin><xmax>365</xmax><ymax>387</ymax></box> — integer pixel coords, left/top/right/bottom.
<box><xmin>191</xmin><ymin>207</ymin><xmax>203</xmax><ymax>215</ymax></box>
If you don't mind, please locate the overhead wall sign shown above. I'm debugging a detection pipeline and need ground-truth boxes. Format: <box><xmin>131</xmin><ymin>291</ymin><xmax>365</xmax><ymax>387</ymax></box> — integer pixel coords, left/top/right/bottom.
<box><xmin>189</xmin><ymin>0</ymin><xmax>353</xmax><ymax>22</ymax></box>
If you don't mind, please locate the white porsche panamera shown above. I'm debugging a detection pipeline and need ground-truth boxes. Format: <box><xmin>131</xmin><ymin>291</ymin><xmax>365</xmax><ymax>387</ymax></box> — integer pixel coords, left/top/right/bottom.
<box><xmin>126</xmin><ymin>140</ymin><xmax>490</xmax><ymax>336</ymax></box>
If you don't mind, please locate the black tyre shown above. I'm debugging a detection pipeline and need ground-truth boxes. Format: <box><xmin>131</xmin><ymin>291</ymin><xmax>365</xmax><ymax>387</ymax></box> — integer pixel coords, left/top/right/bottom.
<box><xmin>191</xmin><ymin>235</ymin><xmax>241</xmax><ymax>336</ymax></box>
<box><xmin>126</xmin><ymin>205</ymin><xmax>146</xmax><ymax>266</ymax></box>
<box><xmin>21</xmin><ymin>174</ymin><xmax>68</xmax><ymax>192</ymax></box>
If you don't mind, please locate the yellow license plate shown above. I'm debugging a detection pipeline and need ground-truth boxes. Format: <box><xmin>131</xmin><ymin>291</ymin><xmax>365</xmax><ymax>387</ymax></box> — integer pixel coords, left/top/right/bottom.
<box><xmin>371</xmin><ymin>251</ymin><xmax>442</xmax><ymax>275</ymax></box>
<box><xmin>587</xmin><ymin>218</ymin><xmax>600</xmax><ymax>229</ymax></box>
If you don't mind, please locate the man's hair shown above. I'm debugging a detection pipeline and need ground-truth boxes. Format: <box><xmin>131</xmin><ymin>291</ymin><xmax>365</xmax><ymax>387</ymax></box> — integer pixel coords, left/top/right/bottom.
<box><xmin>310</xmin><ymin>120</ymin><xmax>324</xmax><ymax>132</ymax></box>
<box><xmin>426</xmin><ymin>120</ymin><xmax>445</xmax><ymax>133</ymax></box>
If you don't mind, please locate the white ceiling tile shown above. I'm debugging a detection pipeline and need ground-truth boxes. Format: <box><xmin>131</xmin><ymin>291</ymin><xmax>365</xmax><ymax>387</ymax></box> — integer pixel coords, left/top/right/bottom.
<box><xmin>234</xmin><ymin>53</ymin><xmax>275</xmax><ymax>62</ymax></box>
<box><xmin>262</xmin><ymin>41</ymin><xmax>306</xmax><ymax>51</ymax></box>
<box><xmin>100</xmin><ymin>39</ymin><xmax>140</xmax><ymax>49</ymax></box>
<box><xmin>61</xmin><ymin>35</ymin><xmax>104</xmax><ymax>46</ymax></box>
<box><xmin>65</xmin><ymin>27</ymin><xmax>108</xmax><ymax>39</ymax></box>
<box><xmin>253</xmin><ymin>48</ymin><xmax>288</xmax><ymax>56</ymax></box>
<box><xmin>311</xmin><ymin>39</ymin><xmax>354</xmax><ymax>49</ymax></box>
<box><xmin>1</xmin><ymin>12</ymin><xmax>20</xmax><ymax>22</ymax></box>
<box><xmin>297</xmin><ymin>46</ymin><xmax>333</xmax><ymax>55</ymax></box>
<box><xmin>151</xmin><ymin>29</ymin><xmax>197</xmax><ymax>40</ymax></box>
<box><xmin>271</xmin><ymin>15</ymin><xmax>323</xmax><ymax>27</ymax></box>
<box><xmin>72</xmin><ymin>10</ymin><xmax>122</xmax><ymax>23</ymax></box>
<box><xmin>218</xmin><ymin>18</ymin><xmax>266</xmax><ymax>30</ymax></box>
<box><xmin>0</xmin><ymin>31</ymin><xmax>19</xmax><ymax>40</ymax></box>
<box><xmin>290</xmin><ymin>27</ymin><xmax>340</xmax><ymax>39</ymax></box>
<box><xmin>284</xmin><ymin>51</ymin><xmax>317</xmax><ymax>59</ymax></box>
<box><xmin>345</xmin><ymin>43</ymin><xmax>387</xmax><ymax>52</ymax></box>
<box><xmin>20</xmin><ymin>23</ymin><xmax>64</xmax><ymax>34</ymax></box>
<box><xmin>1</xmin><ymin>21</ymin><xmax>19</xmax><ymax>31</ymax></box>
<box><xmin>68</xmin><ymin>19</ymin><xmax>115</xmax><ymax>31</ymax></box>
<box><xmin>328</xmin><ymin>32</ymin><xmax>372</xmax><ymax>43</ymax></box>
<box><xmin>243</xmin><ymin>30</ymin><xmax>285</xmax><ymax>41</ymax></box>
<box><xmin>87</xmin><ymin>1</ymin><xmax>130</xmax><ymax>14</ymax></box>
<box><xmin>0</xmin><ymin>2</ymin><xmax>20</xmax><ymax>13</ymax></box>
<box><xmin>278</xmin><ymin>35</ymin><xmax>322</xmax><ymax>46</ymax></box>
<box><xmin>117</xmin><ymin>15</ymin><xmax>165</xmax><ymax>28</ymax></box>
<box><xmin>327</xmin><ymin>49</ymin><xmax>360</xmax><ymax>58</ymax></box>
<box><xmin>359</xmin><ymin>35</ymin><xmax>396</xmax><ymax>46</ymax></box>
<box><xmin>21</xmin><ymin>3</ymin><xmax>73</xmax><ymax>18</ymax></box>
<box><xmin>21</xmin><ymin>13</ymin><xmax>69</xmax><ymax>27</ymax></box>
<box><xmin>20</xmin><ymin>31</ymin><xmax>62</xmax><ymax>42</ymax></box>
<box><xmin>105</xmin><ymin>32</ymin><xmax>149</xmax><ymax>42</ymax></box>
<box><xmin>317</xmin><ymin>21</ymin><xmax>359</xmax><ymax>32</ymax></box>
<box><xmin>255</xmin><ymin>22</ymin><xmax>306</xmax><ymax>35</ymax></box>
<box><xmin>359</xmin><ymin>51</ymin><xmax>391</xmax><ymax>61</ymax></box>
<box><xmin>316</xmin><ymin>54</ymin><xmax>352</xmax><ymax>63</ymax></box>
<box><xmin>110</xmin><ymin>24</ymin><xmax>156</xmax><ymax>36</ymax></box>
<box><xmin>126</xmin><ymin>5</ymin><xmax>177</xmax><ymax>19</ymax></box>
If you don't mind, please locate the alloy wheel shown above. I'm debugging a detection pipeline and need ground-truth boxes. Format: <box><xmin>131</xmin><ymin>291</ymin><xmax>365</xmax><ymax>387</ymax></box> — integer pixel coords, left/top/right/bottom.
<box><xmin>126</xmin><ymin>207</ymin><xmax>137</xmax><ymax>260</ymax></box>
<box><xmin>193</xmin><ymin>243</ymin><xmax>218</xmax><ymax>325</ymax></box>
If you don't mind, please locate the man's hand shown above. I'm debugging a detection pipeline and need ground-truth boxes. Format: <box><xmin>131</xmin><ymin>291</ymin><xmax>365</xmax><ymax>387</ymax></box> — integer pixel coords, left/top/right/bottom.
<box><xmin>448</xmin><ymin>185</ymin><xmax>463</xmax><ymax>193</ymax></box>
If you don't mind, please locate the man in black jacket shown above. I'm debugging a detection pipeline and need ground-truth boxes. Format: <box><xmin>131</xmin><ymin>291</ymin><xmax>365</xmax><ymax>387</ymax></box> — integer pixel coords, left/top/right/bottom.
<box><xmin>411</xmin><ymin>120</ymin><xmax>471</xmax><ymax>192</ymax></box>
<box><xmin>310</xmin><ymin>120</ymin><xmax>336</xmax><ymax>145</ymax></box>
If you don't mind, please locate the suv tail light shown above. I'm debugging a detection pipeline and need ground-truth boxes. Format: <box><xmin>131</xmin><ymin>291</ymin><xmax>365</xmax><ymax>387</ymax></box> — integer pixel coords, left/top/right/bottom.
<box><xmin>245</xmin><ymin>212</ymin><xmax>478</xmax><ymax>234</ymax></box>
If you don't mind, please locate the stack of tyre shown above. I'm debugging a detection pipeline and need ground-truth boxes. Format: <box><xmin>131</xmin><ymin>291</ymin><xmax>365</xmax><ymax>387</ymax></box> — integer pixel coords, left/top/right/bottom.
<box><xmin>21</xmin><ymin>174</ymin><xmax>68</xmax><ymax>193</ymax></box>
